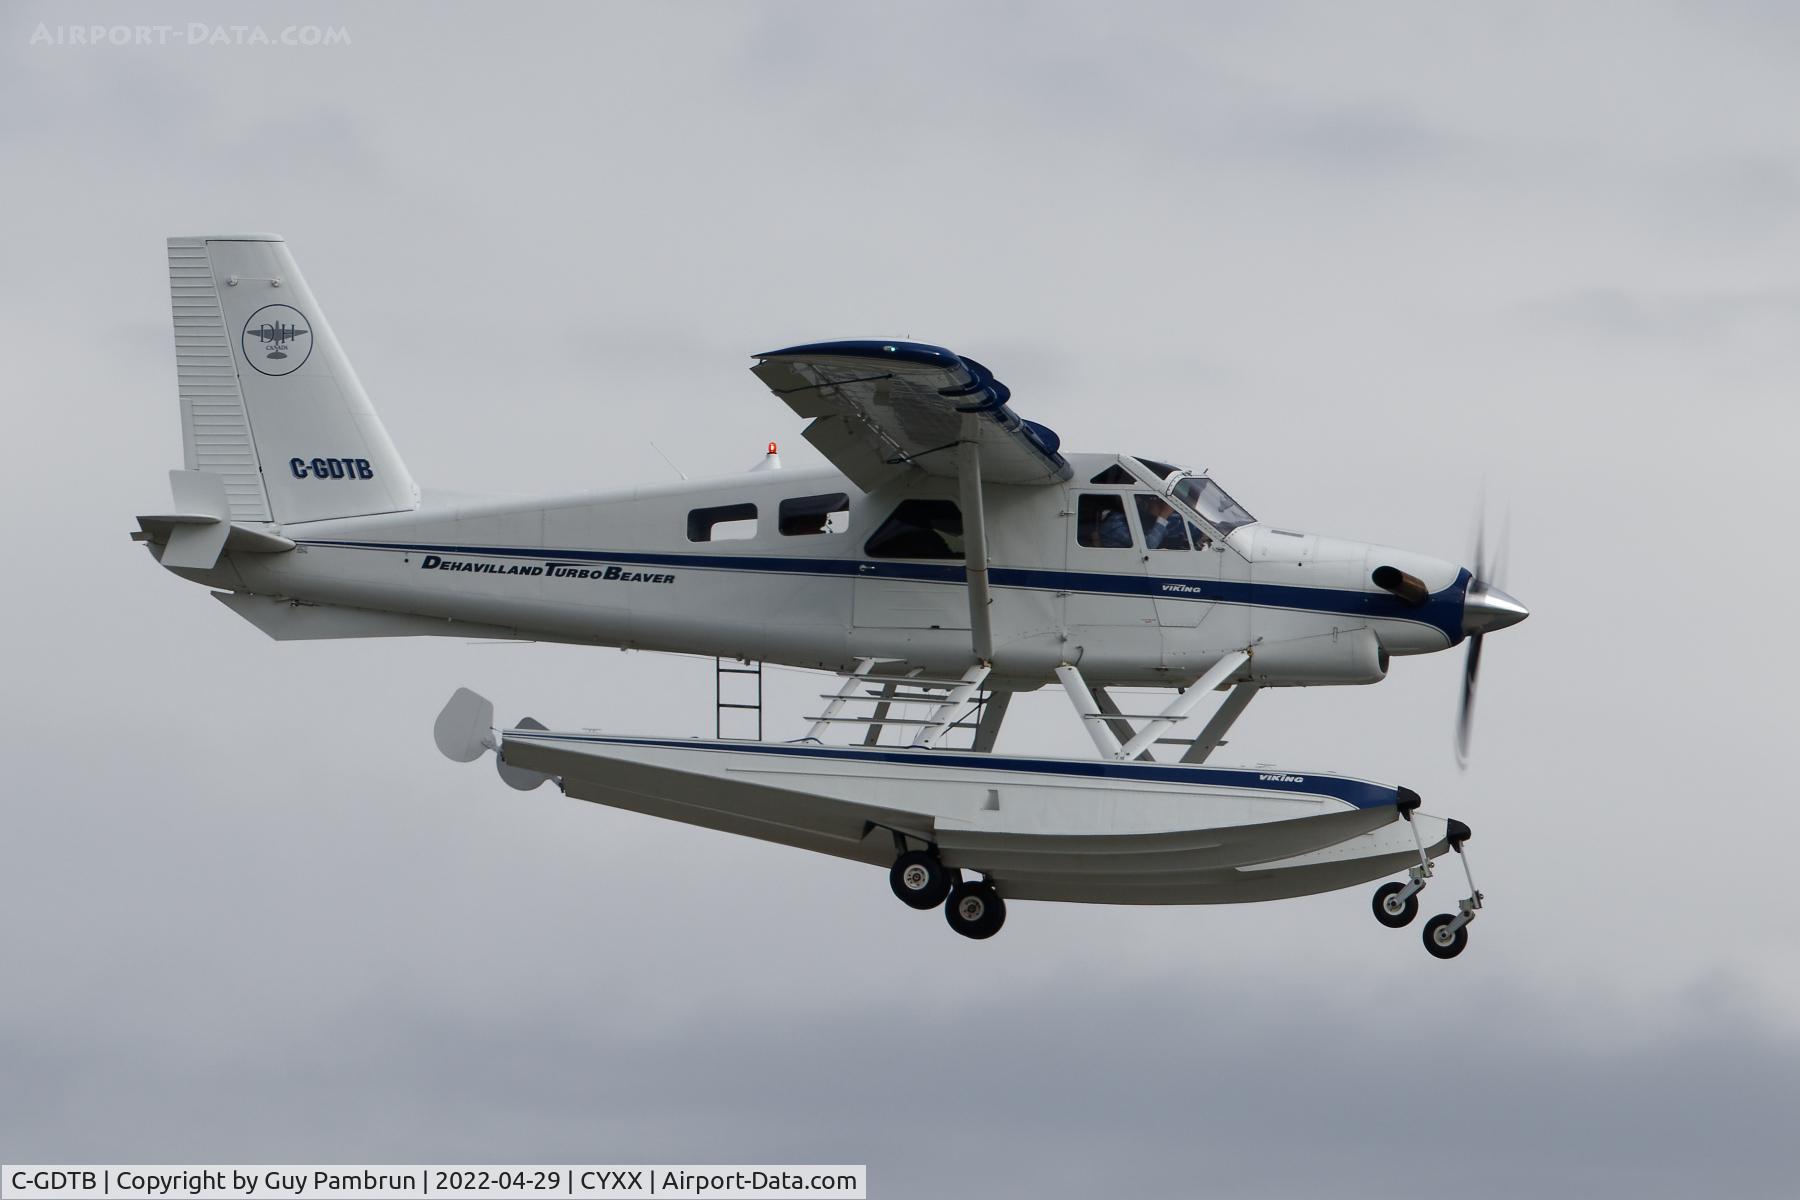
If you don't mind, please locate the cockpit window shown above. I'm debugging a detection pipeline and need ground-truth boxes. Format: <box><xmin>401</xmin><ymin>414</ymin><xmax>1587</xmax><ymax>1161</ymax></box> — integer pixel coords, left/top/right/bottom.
<box><xmin>1135</xmin><ymin>494</ymin><xmax>1190</xmax><ymax>550</ymax></box>
<box><xmin>1171</xmin><ymin>475</ymin><xmax>1255</xmax><ymax>535</ymax></box>
<box><xmin>865</xmin><ymin>499</ymin><xmax>963</xmax><ymax>559</ymax></box>
<box><xmin>1089</xmin><ymin>464</ymin><xmax>1137</xmax><ymax>485</ymax></box>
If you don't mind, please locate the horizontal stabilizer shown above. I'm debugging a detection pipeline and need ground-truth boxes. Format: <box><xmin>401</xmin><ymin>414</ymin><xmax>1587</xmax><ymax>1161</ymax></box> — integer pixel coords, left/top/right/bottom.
<box><xmin>137</xmin><ymin>518</ymin><xmax>298</xmax><ymax>556</ymax></box>
<box><xmin>137</xmin><ymin>513</ymin><xmax>221</xmax><ymax>526</ymax></box>
<box><xmin>139</xmin><ymin>470</ymin><xmax>299</xmax><ymax>567</ymax></box>
<box><xmin>223</xmin><ymin>524</ymin><xmax>297</xmax><ymax>553</ymax></box>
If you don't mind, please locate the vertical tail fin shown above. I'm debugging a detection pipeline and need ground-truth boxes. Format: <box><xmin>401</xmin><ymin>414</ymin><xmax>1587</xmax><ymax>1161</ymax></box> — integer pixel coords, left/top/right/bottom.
<box><xmin>167</xmin><ymin>234</ymin><xmax>418</xmax><ymax>525</ymax></box>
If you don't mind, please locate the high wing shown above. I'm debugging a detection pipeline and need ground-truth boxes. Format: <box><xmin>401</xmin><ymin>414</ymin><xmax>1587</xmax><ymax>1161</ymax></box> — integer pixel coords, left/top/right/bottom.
<box><xmin>751</xmin><ymin>339</ymin><xmax>1071</xmax><ymax>491</ymax></box>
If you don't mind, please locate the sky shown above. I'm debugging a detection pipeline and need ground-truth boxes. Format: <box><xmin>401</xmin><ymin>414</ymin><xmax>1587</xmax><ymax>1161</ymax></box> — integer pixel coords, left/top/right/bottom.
<box><xmin>2</xmin><ymin>2</ymin><xmax>1799</xmax><ymax>1195</ymax></box>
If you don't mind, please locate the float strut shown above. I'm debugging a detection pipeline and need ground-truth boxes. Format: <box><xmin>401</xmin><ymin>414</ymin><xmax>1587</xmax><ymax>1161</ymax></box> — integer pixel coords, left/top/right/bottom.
<box><xmin>1391</xmin><ymin>788</ymin><xmax>1434</xmax><ymax>905</ymax></box>
<box><xmin>1440</xmin><ymin>819</ymin><xmax>1483</xmax><ymax>935</ymax></box>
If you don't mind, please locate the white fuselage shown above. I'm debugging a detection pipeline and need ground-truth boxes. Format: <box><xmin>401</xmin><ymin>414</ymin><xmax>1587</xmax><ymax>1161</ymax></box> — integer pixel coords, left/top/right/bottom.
<box><xmin>161</xmin><ymin>452</ymin><xmax>1470</xmax><ymax>689</ymax></box>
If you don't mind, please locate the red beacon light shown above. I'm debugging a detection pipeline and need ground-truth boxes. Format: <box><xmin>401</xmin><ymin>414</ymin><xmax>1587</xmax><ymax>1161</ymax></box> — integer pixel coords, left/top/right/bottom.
<box><xmin>750</xmin><ymin>440</ymin><xmax>782</xmax><ymax>473</ymax></box>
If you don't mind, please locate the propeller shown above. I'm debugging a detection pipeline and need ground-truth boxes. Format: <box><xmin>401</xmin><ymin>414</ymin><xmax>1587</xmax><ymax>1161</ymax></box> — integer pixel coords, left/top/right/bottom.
<box><xmin>1456</xmin><ymin>509</ymin><xmax>1525</xmax><ymax>769</ymax></box>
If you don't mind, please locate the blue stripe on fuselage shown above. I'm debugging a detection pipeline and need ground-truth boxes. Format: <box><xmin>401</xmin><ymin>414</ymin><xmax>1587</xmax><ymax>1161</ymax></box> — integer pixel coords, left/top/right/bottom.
<box><xmin>291</xmin><ymin>538</ymin><xmax>1469</xmax><ymax>642</ymax></box>
<box><xmin>507</xmin><ymin>731</ymin><xmax>1405</xmax><ymax>810</ymax></box>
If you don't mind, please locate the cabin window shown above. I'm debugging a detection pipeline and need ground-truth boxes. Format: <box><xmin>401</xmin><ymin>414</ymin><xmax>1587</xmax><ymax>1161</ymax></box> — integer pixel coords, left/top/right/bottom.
<box><xmin>1135</xmin><ymin>494</ymin><xmax>1192</xmax><ymax>550</ymax></box>
<box><xmin>1076</xmin><ymin>494</ymin><xmax>1133</xmax><ymax>548</ymax></box>
<box><xmin>1089</xmin><ymin>464</ymin><xmax>1136</xmax><ymax>485</ymax></box>
<box><xmin>779</xmin><ymin>493</ymin><xmax>850</xmax><ymax>536</ymax></box>
<box><xmin>687</xmin><ymin>502</ymin><xmax>758</xmax><ymax>542</ymax></box>
<box><xmin>1132</xmin><ymin>457</ymin><xmax>1181</xmax><ymax>481</ymax></box>
<box><xmin>864</xmin><ymin>499</ymin><xmax>963</xmax><ymax>559</ymax></box>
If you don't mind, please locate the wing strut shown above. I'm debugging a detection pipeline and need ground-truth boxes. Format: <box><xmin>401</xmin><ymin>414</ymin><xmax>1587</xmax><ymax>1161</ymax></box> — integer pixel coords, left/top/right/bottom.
<box><xmin>958</xmin><ymin>412</ymin><xmax>995</xmax><ymax>663</ymax></box>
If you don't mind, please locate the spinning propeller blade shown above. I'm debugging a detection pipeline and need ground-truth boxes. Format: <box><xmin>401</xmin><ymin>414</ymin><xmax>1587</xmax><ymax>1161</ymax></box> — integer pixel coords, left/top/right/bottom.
<box><xmin>1455</xmin><ymin>628</ymin><xmax>1483</xmax><ymax>769</ymax></box>
<box><xmin>1456</xmin><ymin>508</ymin><xmax>1523</xmax><ymax>769</ymax></box>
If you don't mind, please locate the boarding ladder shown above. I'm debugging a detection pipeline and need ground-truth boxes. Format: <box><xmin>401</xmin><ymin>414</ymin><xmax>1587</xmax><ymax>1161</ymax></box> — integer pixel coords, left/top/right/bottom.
<box><xmin>714</xmin><ymin>657</ymin><xmax>764</xmax><ymax>741</ymax></box>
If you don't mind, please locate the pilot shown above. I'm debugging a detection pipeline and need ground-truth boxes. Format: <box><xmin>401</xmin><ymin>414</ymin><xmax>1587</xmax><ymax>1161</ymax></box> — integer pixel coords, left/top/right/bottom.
<box><xmin>1140</xmin><ymin>497</ymin><xmax>1189</xmax><ymax>550</ymax></box>
<box><xmin>1096</xmin><ymin>503</ymin><xmax>1131</xmax><ymax>548</ymax></box>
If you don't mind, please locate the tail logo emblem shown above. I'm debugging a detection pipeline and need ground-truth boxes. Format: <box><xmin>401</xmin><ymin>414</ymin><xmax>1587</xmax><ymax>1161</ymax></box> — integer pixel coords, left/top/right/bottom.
<box><xmin>241</xmin><ymin>304</ymin><xmax>313</xmax><ymax>376</ymax></box>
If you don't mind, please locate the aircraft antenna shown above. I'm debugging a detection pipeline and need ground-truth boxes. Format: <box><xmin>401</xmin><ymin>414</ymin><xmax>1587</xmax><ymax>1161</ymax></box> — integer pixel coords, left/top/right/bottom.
<box><xmin>648</xmin><ymin>440</ymin><xmax>688</xmax><ymax>480</ymax></box>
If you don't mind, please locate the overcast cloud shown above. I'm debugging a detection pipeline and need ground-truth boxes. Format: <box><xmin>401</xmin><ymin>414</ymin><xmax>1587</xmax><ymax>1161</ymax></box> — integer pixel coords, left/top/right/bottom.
<box><xmin>2</xmin><ymin>2</ymin><xmax>1798</xmax><ymax>1195</ymax></box>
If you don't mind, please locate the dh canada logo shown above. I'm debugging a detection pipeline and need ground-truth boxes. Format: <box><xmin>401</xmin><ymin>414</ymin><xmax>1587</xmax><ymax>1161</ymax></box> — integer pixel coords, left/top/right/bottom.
<box><xmin>241</xmin><ymin>304</ymin><xmax>312</xmax><ymax>376</ymax></box>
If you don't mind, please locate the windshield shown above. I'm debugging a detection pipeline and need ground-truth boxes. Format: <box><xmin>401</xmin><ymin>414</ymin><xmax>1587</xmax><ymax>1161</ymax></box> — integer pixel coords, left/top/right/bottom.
<box><xmin>1171</xmin><ymin>475</ymin><xmax>1255</xmax><ymax>535</ymax></box>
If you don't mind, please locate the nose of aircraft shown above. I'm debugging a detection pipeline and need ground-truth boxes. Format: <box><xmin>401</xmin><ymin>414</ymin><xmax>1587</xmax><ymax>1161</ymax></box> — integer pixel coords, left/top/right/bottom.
<box><xmin>1462</xmin><ymin>581</ymin><xmax>1529</xmax><ymax>636</ymax></box>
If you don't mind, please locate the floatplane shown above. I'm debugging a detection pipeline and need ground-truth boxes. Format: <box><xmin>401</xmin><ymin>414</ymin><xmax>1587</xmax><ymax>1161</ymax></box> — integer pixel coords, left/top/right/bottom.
<box><xmin>137</xmin><ymin>235</ymin><xmax>1527</xmax><ymax>956</ymax></box>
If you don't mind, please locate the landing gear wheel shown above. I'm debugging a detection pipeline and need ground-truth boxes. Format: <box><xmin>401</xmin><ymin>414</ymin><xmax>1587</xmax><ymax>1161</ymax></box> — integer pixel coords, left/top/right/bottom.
<box><xmin>1372</xmin><ymin>882</ymin><xmax>1419</xmax><ymax>929</ymax></box>
<box><xmin>944</xmin><ymin>881</ymin><xmax>1006</xmax><ymax>940</ymax></box>
<box><xmin>889</xmin><ymin>850</ymin><xmax>952</xmax><ymax>910</ymax></box>
<box><xmin>1422</xmin><ymin>914</ymin><xmax>1468</xmax><ymax>959</ymax></box>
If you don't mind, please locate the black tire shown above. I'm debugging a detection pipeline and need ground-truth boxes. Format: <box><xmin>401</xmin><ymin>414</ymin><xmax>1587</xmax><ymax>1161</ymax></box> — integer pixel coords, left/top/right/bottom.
<box><xmin>889</xmin><ymin>850</ymin><xmax>952</xmax><ymax>910</ymax></box>
<box><xmin>1372</xmin><ymin>881</ymin><xmax>1419</xmax><ymax>929</ymax></box>
<box><xmin>1422</xmin><ymin>913</ymin><xmax>1468</xmax><ymax>959</ymax></box>
<box><xmin>944</xmin><ymin>881</ymin><xmax>1007</xmax><ymax>940</ymax></box>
